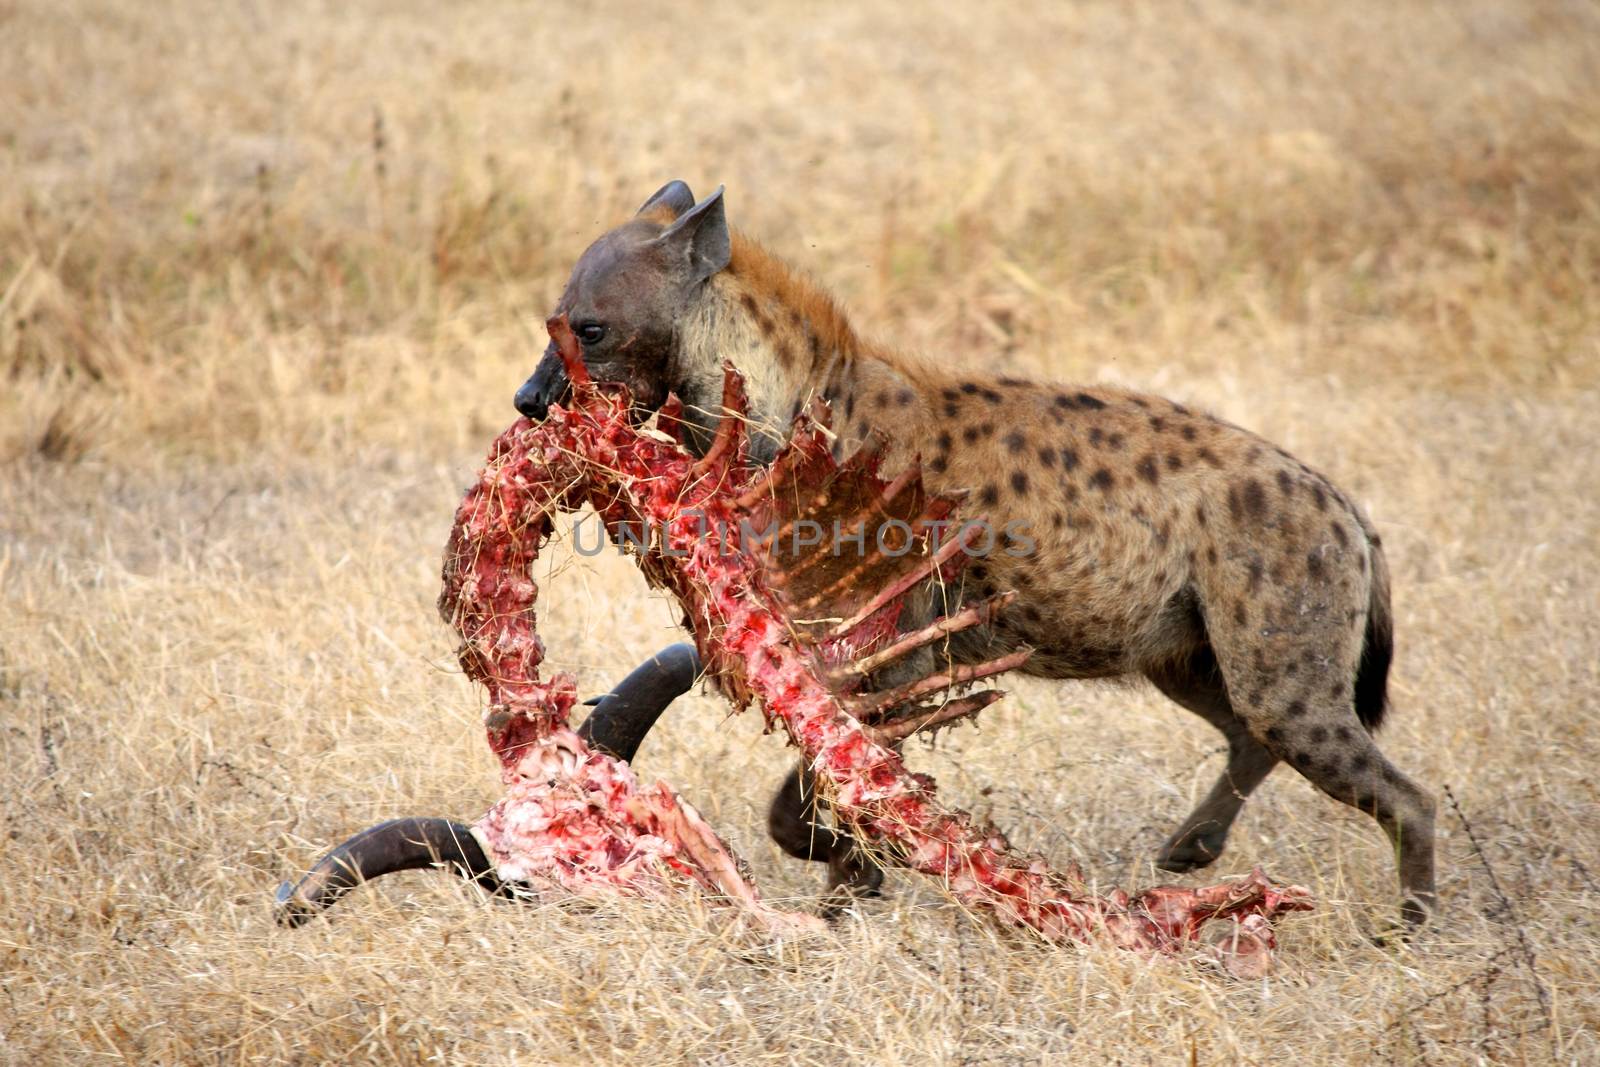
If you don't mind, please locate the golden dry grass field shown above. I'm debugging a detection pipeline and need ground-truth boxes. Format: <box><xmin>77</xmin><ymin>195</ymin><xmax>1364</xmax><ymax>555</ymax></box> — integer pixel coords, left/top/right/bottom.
<box><xmin>3</xmin><ymin>0</ymin><xmax>1599</xmax><ymax>1062</ymax></box>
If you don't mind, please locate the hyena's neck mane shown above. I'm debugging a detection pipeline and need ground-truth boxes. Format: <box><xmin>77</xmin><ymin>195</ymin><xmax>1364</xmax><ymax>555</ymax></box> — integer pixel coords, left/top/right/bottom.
<box><xmin>678</xmin><ymin>233</ymin><xmax>923</xmax><ymax>461</ymax></box>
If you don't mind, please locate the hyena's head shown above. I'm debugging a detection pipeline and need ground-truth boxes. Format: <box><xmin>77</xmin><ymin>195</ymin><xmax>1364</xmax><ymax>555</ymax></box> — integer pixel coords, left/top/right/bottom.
<box><xmin>514</xmin><ymin>181</ymin><xmax>729</xmax><ymax>421</ymax></box>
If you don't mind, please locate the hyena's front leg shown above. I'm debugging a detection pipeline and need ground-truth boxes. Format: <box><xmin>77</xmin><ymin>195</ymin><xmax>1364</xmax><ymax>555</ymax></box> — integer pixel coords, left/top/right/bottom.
<box><xmin>767</xmin><ymin>762</ymin><xmax>885</xmax><ymax>910</ymax></box>
<box><xmin>767</xmin><ymin>585</ymin><xmax>946</xmax><ymax>913</ymax></box>
<box><xmin>1146</xmin><ymin>648</ymin><xmax>1279</xmax><ymax>872</ymax></box>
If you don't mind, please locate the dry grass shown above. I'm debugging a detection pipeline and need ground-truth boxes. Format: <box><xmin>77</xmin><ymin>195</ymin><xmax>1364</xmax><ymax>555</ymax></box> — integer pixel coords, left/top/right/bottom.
<box><xmin>3</xmin><ymin>0</ymin><xmax>1599</xmax><ymax>1062</ymax></box>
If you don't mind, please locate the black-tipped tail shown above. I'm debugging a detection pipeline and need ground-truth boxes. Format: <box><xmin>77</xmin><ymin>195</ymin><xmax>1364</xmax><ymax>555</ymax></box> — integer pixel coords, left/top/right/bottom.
<box><xmin>1354</xmin><ymin>536</ymin><xmax>1393</xmax><ymax>733</ymax></box>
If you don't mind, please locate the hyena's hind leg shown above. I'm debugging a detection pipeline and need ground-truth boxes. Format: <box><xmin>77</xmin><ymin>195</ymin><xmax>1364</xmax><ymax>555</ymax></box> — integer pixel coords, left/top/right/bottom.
<box><xmin>1146</xmin><ymin>647</ymin><xmax>1279</xmax><ymax>873</ymax></box>
<box><xmin>1211</xmin><ymin>601</ymin><xmax>1436</xmax><ymax>925</ymax></box>
<box><xmin>1252</xmin><ymin>686</ymin><xmax>1438</xmax><ymax>927</ymax></box>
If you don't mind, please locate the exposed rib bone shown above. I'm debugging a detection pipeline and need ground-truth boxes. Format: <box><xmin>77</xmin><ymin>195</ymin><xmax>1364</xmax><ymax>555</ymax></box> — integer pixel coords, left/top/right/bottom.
<box><xmin>851</xmin><ymin>648</ymin><xmax>1034</xmax><ymax>720</ymax></box>
<box><xmin>866</xmin><ymin>690</ymin><xmax>1006</xmax><ymax>744</ymax></box>
<box><xmin>769</xmin><ymin>436</ymin><xmax>887</xmax><ymax>558</ymax></box>
<box><xmin>791</xmin><ymin>467</ymin><xmax>931</xmax><ymax>614</ymax></box>
<box><xmin>733</xmin><ymin>437</ymin><xmax>810</xmax><ymax>510</ymax></box>
<box><xmin>827</xmin><ymin>518</ymin><xmax>989</xmax><ymax>641</ymax></box>
<box><xmin>688</xmin><ymin>366</ymin><xmax>748</xmax><ymax>482</ymax></box>
<box><xmin>833</xmin><ymin>592</ymin><xmax>1017</xmax><ymax>684</ymax></box>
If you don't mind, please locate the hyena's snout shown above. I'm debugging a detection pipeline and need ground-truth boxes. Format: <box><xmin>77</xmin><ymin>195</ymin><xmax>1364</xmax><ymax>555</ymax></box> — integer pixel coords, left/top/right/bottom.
<box><xmin>514</xmin><ymin>343</ymin><xmax>572</xmax><ymax>421</ymax></box>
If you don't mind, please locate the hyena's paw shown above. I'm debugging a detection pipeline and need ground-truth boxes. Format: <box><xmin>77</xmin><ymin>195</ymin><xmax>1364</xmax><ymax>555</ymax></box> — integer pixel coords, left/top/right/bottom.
<box><xmin>1154</xmin><ymin>824</ymin><xmax>1230</xmax><ymax>873</ymax></box>
<box><xmin>1369</xmin><ymin>894</ymin><xmax>1438</xmax><ymax>947</ymax></box>
<box><xmin>819</xmin><ymin>845</ymin><xmax>886</xmax><ymax>920</ymax></box>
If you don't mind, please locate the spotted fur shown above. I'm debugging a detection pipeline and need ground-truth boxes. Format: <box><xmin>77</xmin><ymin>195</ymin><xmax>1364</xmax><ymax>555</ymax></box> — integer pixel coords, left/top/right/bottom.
<box><xmin>516</xmin><ymin>182</ymin><xmax>1436</xmax><ymax>926</ymax></box>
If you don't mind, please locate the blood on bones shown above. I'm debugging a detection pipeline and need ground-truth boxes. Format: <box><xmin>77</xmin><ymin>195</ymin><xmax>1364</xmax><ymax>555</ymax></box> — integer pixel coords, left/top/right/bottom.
<box><xmin>277</xmin><ymin>313</ymin><xmax>1311</xmax><ymax>975</ymax></box>
<box><xmin>431</xmin><ymin>315</ymin><xmax>1311</xmax><ymax>976</ymax></box>
<box><xmin>434</xmin><ymin>368</ymin><xmax>819</xmax><ymax>936</ymax></box>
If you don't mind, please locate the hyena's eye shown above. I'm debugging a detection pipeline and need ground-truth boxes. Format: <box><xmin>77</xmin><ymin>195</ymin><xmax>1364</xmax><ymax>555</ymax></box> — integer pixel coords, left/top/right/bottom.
<box><xmin>577</xmin><ymin>322</ymin><xmax>606</xmax><ymax>345</ymax></box>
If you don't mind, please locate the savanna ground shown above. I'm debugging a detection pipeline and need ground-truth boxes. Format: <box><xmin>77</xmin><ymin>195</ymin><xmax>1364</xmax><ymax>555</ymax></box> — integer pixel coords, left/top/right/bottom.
<box><xmin>3</xmin><ymin>1</ymin><xmax>1598</xmax><ymax>1062</ymax></box>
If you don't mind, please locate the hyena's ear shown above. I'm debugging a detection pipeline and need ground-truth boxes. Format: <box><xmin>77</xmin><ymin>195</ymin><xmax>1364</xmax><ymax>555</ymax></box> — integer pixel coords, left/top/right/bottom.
<box><xmin>655</xmin><ymin>185</ymin><xmax>730</xmax><ymax>286</ymax></box>
<box><xmin>637</xmin><ymin>180</ymin><xmax>696</xmax><ymax>219</ymax></box>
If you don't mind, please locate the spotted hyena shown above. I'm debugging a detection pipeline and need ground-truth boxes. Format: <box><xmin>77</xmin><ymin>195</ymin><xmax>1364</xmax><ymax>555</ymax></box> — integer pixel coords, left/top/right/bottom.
<box><xmin>515</xmin><ymin>181</ymin><xmax>1436</xmax><ymax>927</ymax></box>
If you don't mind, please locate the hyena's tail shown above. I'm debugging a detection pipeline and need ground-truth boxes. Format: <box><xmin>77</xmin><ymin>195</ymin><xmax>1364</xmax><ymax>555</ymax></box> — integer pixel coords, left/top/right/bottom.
<box><xmin>1354</xmin><ymin>523</ymin><xmax>1394</xmax><ymax>733</ymax></box>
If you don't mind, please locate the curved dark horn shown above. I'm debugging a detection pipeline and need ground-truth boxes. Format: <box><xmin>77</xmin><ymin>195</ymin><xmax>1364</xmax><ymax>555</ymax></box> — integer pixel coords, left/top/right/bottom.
<box><xmin>275</xmin><ymin>817</ymin><xmax>510</xmax><ymax>928</ymax></box>
<box><xmin>576</xmin><ymin>642</ymin><xmax>701</xmax><ymax>762</ymax></box>
<box><xmin>276</xmin><ymin>645</ymin><xmax>698</xmax><ymax>927</ymax></box>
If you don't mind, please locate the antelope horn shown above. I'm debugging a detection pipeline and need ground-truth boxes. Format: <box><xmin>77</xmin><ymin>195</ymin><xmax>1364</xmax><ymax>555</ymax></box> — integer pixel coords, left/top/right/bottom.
<box><xmin>274</xmin><ymin>817</ymin><xmax>509</xmax><ymax>928</ymax></box>
<box><xmin>577</xmin><ymin>642</ymin><xmax>702</xmax><ymax>761</ymax></box>
<box><xmin>275</xmin><ymin>644</ymin><xmax>701</xmax><ymax>927</ymax></box>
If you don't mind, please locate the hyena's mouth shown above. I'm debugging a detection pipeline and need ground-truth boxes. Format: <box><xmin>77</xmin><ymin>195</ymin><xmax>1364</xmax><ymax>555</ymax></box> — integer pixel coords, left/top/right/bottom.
<box><xmin>513</xmin><ymin>347</ymin><xmax>570</xmax><ymax>422</ymax></box>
